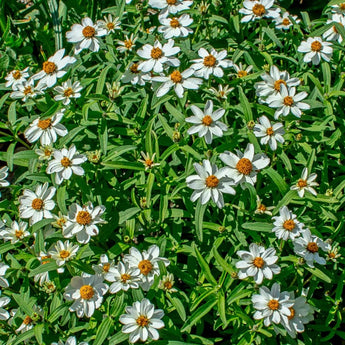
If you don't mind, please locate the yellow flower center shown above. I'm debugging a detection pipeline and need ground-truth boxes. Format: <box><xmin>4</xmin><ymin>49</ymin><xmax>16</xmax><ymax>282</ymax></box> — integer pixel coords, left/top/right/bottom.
<box><xmin>236</xmin><ymin>158</ymin><xmax>252</xmax><ymax>175</ymax></box>
<box><xmin>283</xmin><ymin>219</ymin><xmax>295</xmax><ymax>231</ymax></box>
<box><xmin>43</xmin><ymin>61</ymin><xmax>57</xmax><ymax>74</ymax></box>
<box><xmin>15</xmin><ymin>230</ymin><xmax>24</xmax><ymax>238</ymax></box>
<box><xmin>274</xmin><ymin>79</ymin><xmax>287</xmax><ymax>91</ymax></box>
<box><xmin>76</xmin><ymin>211</ymin><xmax>92</xmax><ymax>225</ymax></box>
<box><xmin>37</xmin><ymin>118</ymin><xmax>52</xmax><ymax>130</ymax></box>
<box><xmin>138</xmin><ymin>259</ymin><xmax>153</xmax><ymax>275</ymax></box>
<box><xmin>283</xmin><ymin>96</ymin><xmax>294</xmax><ymax>106</ymax></box>
<box><xmin>266</xmin><ymin>127</ymin><xmax>274</xmax><ymax>136</ymax></box>
<box><xmin>237</xmin><ymin>70</ymin><xmax>247</xmax><ymax>78</ymax></box>
<box><xmin>170</xmin><ymin>70</ymin><xmax>182</xmax><ymax>83</ymax></box>
<box><xmin>205</xmin><ymin>175</ymin><xmax>219</xmax><ymax>188</ymax></box>
<box><xmin>166</xmin><ymin>0</ymin><xmax>177</xmax><ymax>4</ymax></box>
<box><xmin>121</xmin><ymin>273</ymin><xmax>131</xmax><ymax>282</ymax></box>
<box><xmin>282</xmin><ymin>18</ymin><xmax>290</xmax><ymax>26</ymax></box>
<box><xmin>202</xmin><ymin>115</ymin><xmax>213</xmax><ymax>126</ymax></box>
<box><xmin>23</xmin><ymin>316</ymin><xmax>33</xmax><ymax>325</ymax></box>
<box><xmin>41</xmin><ymin>255</ymin><xmax>51</xmax><ymax>264</ymax></box>
<box><xmin>253</xmin><ymin>257</ymin><xmax>265</xmax><ymax>268</ymax></box>
<box><xmin>203</xmin><ymin>54</ymin><xmax>216</xmax><ymax>67</ymax></box>
<box><xmin>170</xmin><ymin>18</ymin><xmax>180</xmax><ymax>28</ymax></box>
<box><xmin>60</xmin><ymin>157</ymin><xmax>71</xmax><ymax>168</ymax></box>
<box><xmin>82</xmin><ymin>26</ymin><xmax>96</xmax><ymax>38</ymax></box>
<box><xmin>44</xmin><ymin>148</ymin><xmax>53</xmax><ymax>157</ymax></box>
<box><xmin>59</xmin><ymin>250</ymin><xmax>70</xmax><ymax>259</ymax></box>
<box><xmin>311</xmin><ymin>40</ymin><xmax>322</xmax><ymax>52</ymax></box>
<box><xmin>124</xmin><ymin>39</ymin><xmax>133</xmax><ymax>49</ymax></box>
<box><xmin>79</xmin><ymin>285</ymin><xmax>94</xmax><ymax>299</ymax></box>
<box><xmin>307</xmin><ymin>242</ymin><xmax>319</xmax><ymax>253</ymax></box>
<box><xmin>31</xmin><ymin>198</ymin><xmax>44</xmax><ymax>210</ymax></box>
<box><xmin>297</xmin><ymin>179</ymin><xmax>307</xmax><ymax>188</ymax></box>
<box><xmin>268</xmin><ymin>299</ymin><xmax>279</xmax><ymax>310</ymax></box>
<box><xmin>24</xmin><ymin>86</ymin><xmax>33</xmax><ymax>95</ymax></box>
<box><xmin>130</xmin><ymin>63</ymin><xmax>139</xmax><ymax>74</ymax></box>
<box><xmin>341</xmin><ymin>3</ymin><xmax>345</xmax><ymax>10</ymax></box>
<box><xmin>107</xmin><ymin>22</ymin><xmax>115</xmax><ymax>30</ymax></box>
<box><xmin>151</xmin><ymin>47</ymin><xmax>163</xmax><ymax>59</ymax></box>
<box><xmin>56</xmin><ymin>217</ymin><xmax>67</xmax><ymax>228</ymax></box>
<box><xmin>252</xmin><ymin>4</ymin><xmax>266</xmax><ymax>16</ymax></box>
<box><xmin>145</xmin><ymin>159</ymin><xmax>153</xmax><ymax>168</ymax></box>
<box><xmin>63</xmin><ymin>87</ymin><xmax>74</xmax><ymax>97</ymax></box>
<box><xmin>164</xmin><ymin>281</ymin><xmax>173</xmax><ymax>289</ymax></box>
<box><xmin>288</xmin><ymin>307</ymin><xmax>295</xmax><ymax>320</ymax></box>
<box><xmin>13</xmin><ymin>70</ymin><xmax>22</xmax><ymax>79</ymax></box>
<box><xmin>136</xmin><ymin>315</ymin><xmax>149</xmax><ymax>327</ymax></box>
<box><xmin>103</xmin><ymin>263</ymin><xmax>110</xmax><ymax>272</ymax></box>
<box><xmin>329</xmin><ymin>252</ymin><xmax>336</xmax><ymax>259</ymax></box>
<box><xmin>258</xmin><ymin>204</ymin><xmax>266</xmax><ymax>212</ymax></box>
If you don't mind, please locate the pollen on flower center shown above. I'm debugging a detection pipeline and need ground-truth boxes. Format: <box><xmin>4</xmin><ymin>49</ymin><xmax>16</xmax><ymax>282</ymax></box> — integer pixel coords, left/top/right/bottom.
<box><xmin>170</xmin><ymin>70</ymin><xmax>182</xmax><ymax>83</ymax></box>
<box><xmin>253</xmin><ymin>257</ymin><xmax>265</xmax><ymax>268</ymax></box>
<box><xmin>282</xmin><ymin>18</ymin><xmax>290</xmax><ymax>26</ymax></box>
<box><xmin>311</xmin><ymin>40</ymin><xmax>322</xmax><ymax>52</ymax></box>
<box><xmin>297</xmin><ymin>179</ymin><xmax>307</xmax><ymax>188</ymax></box>
<box><xmin>307</xmin><ymin>242</ymin><xmax>319</xmax><ymax>253</ymax></box>
<box><xmin>274</xmin><ymin>79</ymin><xmax>287</xmax><ymax>91</ymax></box>
<box><xmin>130</xmin><ymin>63</ymin><xmax>139</xmax><ymax>74</ymax></box>
<box><xmin>61</xmin><ymin>157</ymin><xmax>71</xmax><ymax>168</ymax></box>
<box><xmin>283</xmin><ymin>219</ymin><xmax>295</xmax><ymax>231</ymax></box>
<box><xmin>43</xmin><ymin>61</ymin><xmax>57</xmax><ymax>74</ymax></box>
<box><xmin>283</xmin><ymin>96</ymin><xmax>294</xmax><ymax>106</ymax></box>
<box><xmin>238</xmin><ymin>70</ymin><xmax>247</xmax><ymax>78</ymax></box>
<box><xmin>136</xmin><ymin>315</ymin><xmax>149</xmax><ymax>327</ymax></box>
<box><xmin>268</xmin><ymin>299</ymin><xmax>279</xmax><ymax>310</ymax></box>
<box><xmin>170</xmin><ymin>18</ymin><xmax>180</xmax><ymax>28</ymax></box>
<box><xmin>41</xmin><ymin>255</ymin><xmax>51</xmax><ymax>264</ymax></box>
<box><xmin>138</xmin><ymin>259</ymin><xmax>153</xmax><ymax>275</ymax></box>
<box><xmin>80</xmin><ymin>284</ymin><xmax>94</xmax><ymax>299</ymax></box>
<box><xmin>15</xmin><ymin>230</ymin><xmax>24</xmax><ymax>238</ymax></box>
<box><xmin>203</xmin><ymin>54</ymin><xmax>217</xmax><ymax>67</ymax></box>
<box><xmin>252</xmin><ymin>4</ymin><xmax>266</xmax><ymax>16</ymax></box>
<box><xmin>258</xmin><ymin>204</ymin><xmax>266</xmax><ymax>212</ymax></box>
<box><xmin>76</xmin><ymin>211</ymin><xmax>92</xmax><ymax>225</ymax></box>
<box><xmin>121</xmin><ymin>273</ymin><xmax>131</xmax><ymax>282</ymax></box>
<box><xmin>236</xmin><ymin>158</ymin><xmax>253</xmax><ymax>175</ymax></box>
<box><xmin>107</xmin><ymin>22</ymin><xmax>115</xmax><ymax>30</ymax></box>
<box><xmin>341</xmin><ymin>3</ymin><xmax>345</xmax><ymax>10</ymax></box>
<box><xmin>205</xmin><ymin>175</ymin><xmax>219</xmax><ymax>188</ymax></box>
<box><xmin>124</xmin><ymin>39</ymin><xmax>133</xmax><ymax>49</ymax></box>
<box><xmin>145</xmin><ymin>159</ymin><xmax>153</xmax><ymax>168</ymax></box>
<box><xmin>38</xmin><ymin>118</ymin><xmax>52</xmax><ymax>130</ymax></box>
<box><xmin>202</xmin><ymin>115</ymin><xmax>213</xmax><ymax>126</ymax></box>
<box><xmin>13</xmin><ymin>70</ymin><xmax>22</xmax><ymax>79</ymax></box>
<box><xmin>151</xmin><ymin>47</ymin><xmax>163</xmax><ymax>59</ymax></box>
<box><xmin>288</xmin><ymin>307</ymin><xmax>295</xmax><ymax>320</ymax></box>
<box><xmin>82</xmin><ymin>26</ymin><xmax>96</xmax><ymax>38</ymax></box>
<box><xmin>266</xmin><ymin>127</ymin><xmax>274</xmax><ymax>136</ymax></box>
<box><xmin>103</xmin><ymin>263</ymin><xmax>110</xmax><ymax>272</ymax></box>
<box><xmin>59</xmin><ymin>250</ymin><xmax>70</xmax><ymax>259</ymax></box>
<box><xmin>32</xmin><ymin>198</ymin><xmax>44</xmax><ymax>210</ymax></box>
<box><xmin>24</xmin><ymin>86</ymin><xmax>33</xmax><ymax>95</ymax></box>
<box><xmin>23</xmin><ymin>316</ymin><xmax>33</xmax><ymax>325</ymax></box>
<box><xmin>164</xmin><ymin>281</ymin><xmax>173</xmax><ymax>289</ymax></box>
<box><xmin>63</xmin><ymin>87</ymin><xmax>74</xmax><ymax>97</ymax></box>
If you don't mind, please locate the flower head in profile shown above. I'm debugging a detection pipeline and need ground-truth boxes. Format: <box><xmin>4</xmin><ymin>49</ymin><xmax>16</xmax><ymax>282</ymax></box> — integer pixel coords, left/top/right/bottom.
<box><xmin>138</xmin><ymin>152</ymin><xmax>160</xmax><ymax>170</ymax></box>
<box><xmin>290</xmin><ymin>167</ymin><xmax>318</xmax><ymax>197</ymax></box>
<box><xmin>240</xmin><ymin>0</ymin><xmax>280</xmax><ymax>23</ymax></box>
<box><xmin>54</xmin><ymin>80</ymin><xmax>83</xmax><ymax>105</ymax></box>
<box><xmin>186</xmin><ymin>159</ymin><xmax>236</xmax><ymax>209</ymax></box>
<box><xmin>117</xmin><ymin>34</ymin><xmax>138</xmax><ymax>53</ymax></box>
<box><xmin>232</xmin><ymin>62</ymin><xmax>253</xmax><ymax>78</ymax></box>
<box><xmin>49</xmin><ymin>240</ymin><xmax>79</xmax><ymax>273</ymax></box>
<box><xmin>5</xmin><ymin>67</ymin><xmax>29</xmax><ymax>88</ymax></box>
<box><xmin>209</xmin><ymin>84</ymin><xmax>234</xmax><ymax>100</ymax></box>
<box><xmin>0</xmin><ymin>220</ymin><xmax>30</xmax><ymax>244</ymax></box>
<box><xmin>158</xmin><ymin>273</ymin><xmax>177</xmax><ymax>292</ymax></box>
<box><xmin>254</xmin><ymin>196</ymin><xmax>274</xmax><ymax>216</ymax></box>
<box><xmin>297</xmin><ymin>37</ymin><xmax>333</xmax><ymax>65</ymax></box>
<box><xmin>97</xmin><ymin>14</ymin><xmax>121</xmax><ymax>34</ymax></box>
<box><xmin>119</xmin><ymin>298</ymin><xmax>165</xmax><ymax>343</ymax></box>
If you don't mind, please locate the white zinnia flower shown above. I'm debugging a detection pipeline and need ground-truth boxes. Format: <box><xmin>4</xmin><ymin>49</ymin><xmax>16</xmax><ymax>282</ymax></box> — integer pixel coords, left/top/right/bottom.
<box><xmin>232</xmin><ymin>62</ymin><xmax>253</xmax><ymax>78</ymax></box>
<box><xmin>152</xmin><ymin>68</ymin><xmax>202</xmax><ymax>98</ymax></box>
<box><xmin>290</xmin><ymin>167</ymin><xmax>318</xmax><ymax>197</ymax></box>
<box><xmin>35</xmin><ymin>145</ymin><xmax>54</xmax><ymax>161</ymax></box>
<box><xmin>185</xmin><ymin>100</ymin><xmax>227</xmax><ymax>144</ymax></box>
<box><xmin>48</xmin><ymin>240</ymin><xmax>79</xmax><ymax>273</ymax></box>
<box><xmin>117</xmin><ymin>34</ymin><xmax>138</xmax><ymax>53</ymax></box>
<box><xmin>105</xmin><ymin>260</ymin><xmax>141</xmax><ymax>293</ymax></box>
<box><xmin>66</xmin><ymin>17</ymin><xmax>107</xmax><ymax>54</ymax></box>
<box><xmin>96</xmin><ymin>14</ymin><xmax>121</xmax><ymax>34</ymax></box>
<box><xmin>19</xmin><ymin>182</ymin><xmax>56</xmax><ymax>225</ymax></box>
<box><xmin>64</xmin><ymin>274</ymin><xmax>108</xmax><ymax>318</ymax></box>
<box><xmin>158</xmin><ymin>272</ymin><xmax>177</xmax><ymax>292</ymax></box>
<box><xmin>119</xmin><ymin>298</ymin><xmax>165</xmax><ymax>343</ymax></box>
<box><xmin>92</xmin><ymin>254</ymin><xmax>115</xmax><ymax>275</ymax></box>
<box><xmin>63</xmin><ymin>202</ymin><xmax>106</xmax><ymax>244</ymax></box>
<box><xmin>5</xmin><ymin>67</ymin><xmax>29</xmax><ymax>88</ymax></box>
<box><xmin>253</xmin><ymin>115</ymin><xmax>285</xmax><ymax>151</ymax></box>
<box><xmin>52</xmin><ymin>336</ymin><xmax>88</xmax><ymax>345</ymax></box>
<box><xmin>24</xmin><ymin>109</ymin><xmax>68</xmax><ymax>146</ymax></box>
<box><xmin>137</xmin><ymin>39</ymin><xmax>180</xmax><ymax>73</ymax></box>
<box><xmin>138</xmin><ymin>152</ymin><xmax>160</xmax><ymax>170</ymax></box>
<box><xmin>46</xmin><ymin>145</ymin><xmax>87</xmax><ymax>185</ymax></box>
<box><xmin>32</xmin><ymin>49</ymin><xmax>76</xmax><ymax>88</ymax></box>
<box><xmin>209</xmin><ymin>84</ymin><xmax>234</xmax><ymax>100</ymax></box>
<box><xmin>10</xmin><ymin>79</ymin><xmax>45</xmax><ymax>102</ymax></box>
<box><xmin>149</xmin><ymin>0</ymin><xmax>193</xmax><ymax>15</ymax></box>
<box><xmin>158</xmin><ymin>14</ymin><xmax>193</xmax><ymax>39</ymax></box>
<box><xmin>0</xmin><ymin>262</ymin><xmax>9</xmax><ymax>288</ymax></box>
<box><xmin>236</xmin><ymin>243</ymin><xmax>280</xmax><ymax>284</ymax></box>
<box><xmin>323</xmin><ymin>14</ymin><xmax>345</xmax><ymax>43</ymax></box>
<box><xmin>0</xmin><ymin>296</ymin><xmax>10</xmax><ymax>320</ymax></box>
<box><xmin>272</xmin><ymin>206</ymin><xmax>304</xmax><ymax>241</ymax></box>
<box><xmin>124</xmin><ymin>245</ymin><xmax>169</xmax><ymax>291</ymax></box>
<box><xmin>190</xmin><ymin>47</ymin><xmax>232</xmax><ymax>80</ymax></box>
<box><xmin>252</xmin><ymin>283</ymin><xmax>294</xmax><ymax>327</ymax></box>
<box><xmin>293</xmin><ymin>229</ymin><xmax>331</xmax><ymax>267</ymax></box>
<box><xmin>0</xmin><ymin>220</ymin><xmax>30</xmax><ymax>244</ymax></box>
<box><xmin>121</xmin><ymin>63</ymin><xmax>151</xmax><ymax>86</ymax></box>
<box><xmin>34</xmin><ymin>251</ymin><xmax>52</xmax><ymax>285</ymax></box>
<box><xmin>274</xmin><ymin>12</ymin><xmax>300</xmax><ymax>30</ymax></box>
<box><xmin>332</xmin><ymin>3</ymin><xmax>345</xmax><ymax>15</ymax></box>
<box><xmin>240</xmin><ymin>0</ymin><xmax>280</xmax><ymax>23</ymax></box>
<box><xmin>219</xmin><ymin>143</ymin><xmax>270</xmax><ymax>186</ymax></box>
<box><xmin>254</xmin><ymin>196</ymin><xmax>274</xmax><ymax>216</ymax></box>
<box><xmin>297</xmin><ymin>37</ymin><xmax>333</xmax><ymax>65</ymax></box>
<box><xmin>54</xmin><ymin>80</ymin><xmax>83</xmax><ymax>105</ymax></box>
<box><xmin>266</xmin><ymin>84</ymin><xmax>309</xmax><ymax>119</ymax></box>
<box><xmin>0</xmin><ymin>166</ymin><xmax>10</xmax><ymax>188</ymax></box>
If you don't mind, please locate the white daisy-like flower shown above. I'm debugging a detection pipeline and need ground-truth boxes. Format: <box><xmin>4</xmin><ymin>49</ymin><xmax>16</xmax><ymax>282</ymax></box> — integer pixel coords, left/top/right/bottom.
<box><xmin>190</xmin><ymin>47</ymin><xmax>232</xmax><ymax>80</ymax></box>
<box><xmin>297</xmin><ymin>37</ymin><xmax>333</xmax><ymax>65</ymax></box>
<box><xmin>96</xmin><ymin>14</ymin><xmax>121</xmax><ymax>34</ymax></box>
<box><xmin>32</xmin><ymin>49</ymin><xmax>76</xmax><ymax>88</ymax></box>
<box><xmin>19</xmin><ymin>182</ymin><xmax>56</xmax><ymax>225</ymax></box>
<box><xmin>293</xmin><ymin>229</ymin><xmax>331</xmax><ymax>268</ymax></box>
<box><xmin>54</xmin><ymin>80</ymin><xmax>83</xmax><ymax>105</ymax></box>
<box><xmin>219</xmin><ymin>143</ymin><xmax>270</xmax><ymax>186</ymax></box>
<box><xmin>10</xmin><ymin>79</ymin><xmax>45</xmax><ymax>102</ymax></box>
<box><xmin>272</xmin><ymin>206</ymin><xmax>304</xmax><ymax>241</ymax></box>
<box><xmin>236</xmin><ymin>243</ymin><xmax>280</xmax><ymax>284</ymax></box>
<box><xmin>64</xmin><ymin>274</ymin><xmax>108</xmax><ymax>318</ymax></box>
<box><xmin>52</xmin><ymin>336</ymin><xmax>89</xmax><ymax>345</ymax></box>
<box><xmin>266</xmin><ymin>84</ymin><xmax>310</xmax><ymax>119</ymax></box>
<box><xmin>137</xmin><ymin>39</ymin><xmax>180</xmax><ymax>73</ymax></box>
<box><xmin>66</xmin><ymin>17</ymin><xmax>107</xmax><ymax>54</ymax></box>
<box><xmin>117</xmin><ymin>34</ymin><xmax>138</xmax><ymax>53</ymax></box>
<box><xmin>48</xmin><ymin>240</ymin><xmax>79</xmax><ymax>273</ymax></box>
<box><xmin>274</xmin><ymin>12</ymin><xmax>300</xmax><ymax>30</ymax></box>
<box><xmin>105</xmin><ymin>260</ymin><xmax>141</xmax><ymax>293</ymax></box>
<box><xmin>186</xmin><ymin>159</ymin><xmax>236</xmax><ymax>209</ymax></box>
<box><xmin>158</xmin><ymin>272</ymin><xmax>177</xmax><ymax>292</ymax></box>
<box><xmin>24</xmin><ymin>109</ymin><xmax>68</xmax><ymax>146</ymax></box>
<box><xmin>239</xmin><ymin>0</ymin><xmax>280</xmax><ymax>23</ymax></box>
<box><xmin>185</xmin><ymin>100</ymin><xmax>227</xmax><ymax>144</ymax></box>
<box><xmin>152</xmin><ymin>68</ymin><xmax>202</xmax><ymax>98</ymax></box>
<box><xmin>0</xmin><ymin>220</ymin><xmax>30</xmax><ymax>244</ymax></box>
<box><xmin>253</xmin><ymin>115</ymin><xmax>285</xmax><ymax>151</ymax></box>
<box><xmin>0</xmin><ymin>296</ymin><xmax>10</xmax><ymax>321</ymax></box>
<box><xmin>323</xmin><ymin>14</ymin><xmax>345</xmax><ymax>43</ymax></box>
<box><xmin>149</xmin><ymin>0</ymin><xmax>193</xmax><ymax>15</ymax></box>
<box><xmin>63</xmin><ymin>202</ymin><xmax>106</xmax><ymax>244</ymax></box>
<box><xmin>0</xmin><ymin>167</ymin><xmax>10</xmax><ymax>188</ymax></box>
<box><xmin>282</xmin><ymin>292</ymin><xmax>314</xmax><ymax>339</ymax></box>
<box><xmin>332</xmin><ymin>3</ymin><xmax>345</xmax><ymax>15</ymax></box>
<box><xmin>255</xmin><ymin>65</ymin><xmax>300</xmax><ymax>100</ymax></box>
<box><xmin>124</xmin><ymin>245</ymin><xmax>170</xmax><ymax>291</ymax></box>
<box><xmin>15</xmin><ymin>306</ymin><xmax>43</xmax><ymax>334</ymax></box>
<box><xmin>252</xmin><ymin>282</ymin><xmax>294</xmax><ymax>327</ymax></box>
<box><xmin>232</xmin><ymin>62</ymin><xmax>253</xmax><ymax>78</ymax></box>
<box><xmin>5</xmin><ymin>67</ymin><xmax>29</xmax><ymax>88</ymax></box>
<box><xmin>35</xmin><ymin>145</ymin><xmax>55</xmax><ymax>161</ymax></box>
<box><xmin>34</xmin><ymin>252</ymin><xmax>52</xmax><ymax>286</ymax></box>
<box><xmin>138</xmin><ymin>152</ymin><xmax>160</xmax><ymax>171</ymax></box>
<box><xmin>92</xmin><ymin>254</ymin><xmax>115</xmax><ymax>275</ymax></box>
<box><xmin>290</xmin><ymin>167</ymin><xmax>318</xmax><ymax>198</ymax></box>
<box><xmin>46</xmin><ymin>145</ymin><xmax>87</xmax><ymax>185</ymax></box>
<box><xmin>121</xmin><ymin>63</ymin><xmax>151</xmax><ymax>86</ymax></box>
<box><xmin>254</xmin><ymin>196</ymin><xmax>275</xmax><ymax>216</ymax></box>
<box><xmin>119</xmin><ymin>298</ymin><xmax>165</xmax><ymax>343</ymax></box>
<box><xmin>158</xmin><ymin>14</ymin><xmax>193</xmax><ymax>39</ymax></box>
<box><xmin>209</xmin><ymin>84</ymin><xmax>234</xmax><ymax>100</ymax></box>
<box><xmin>0</xmin><ymin>262</ymin><xmax>9</xmax><ymax>288</ymax></box>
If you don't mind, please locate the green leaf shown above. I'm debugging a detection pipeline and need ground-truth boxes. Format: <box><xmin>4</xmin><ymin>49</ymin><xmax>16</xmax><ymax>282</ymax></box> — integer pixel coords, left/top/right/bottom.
<box><xmin>8</xmin><ymin>101</ymin><xmax>17</xmax><ymax>125</ymax></box>
<box><xmin>167</xmin><ymin>294</ymin><xmax>187</xmax><ymax>321</ymax></box>
<box><xmin>48</xmin><ymin>303</ymin><xmax>70</xmax><ymax>323</ymax></box>
<box><xmin>192</xmin><ymin>243</ymin><xmax>217</xmax><ymax>286</ymax></box>
<box><xmin>118</xmin><ymin>207</ymin><xmax>141</xmax><ymax>224</ymax></box>
<box><xmin>28</xmin><ymin>261</ymin><xmax>58</xmax><ymax>278</ymax></box>
<box><xmin>34</xmin><ymin>324</ymin><xmax>44</xmax><ymax>345</ymax></box>
<box><xmin>305</xmin><ymin>267</ymin><xmax>332</xmax><ymax>283</ymax></box>
<box><xmin>195</xmin><ymin>201</ymin><xmax>206</xmax><ymax>242</ymax></box>
<box><xmin>108</xmin><ymin>331</ymin><xmax>128</xmax><ymax>345</ymax></box>
<box><xmin>262</xmin><ymin>27</ymin><xmax>283</xmax><ymax>48</ymax></box>
<box><xmin>238</xmin><ymin>86</ymin><xmax>253</xmax><ymax>122</ymax></box>
<box><xmin>94</xmin><ymin>317</ymin><xmax>113</xmax><ymax>345</ymax></box>
<box><xmin>13</xmin><ymin>329</ymin><xmax>35</xmax><ymax>345</ymax></box>
<box><xmin>242</xmin><ymin>222</ymin><xmax>273</xmax><ymax>232</ymax></box>
<box><xmin>212</xmin><ymin>247</ymin><xmax>236</xmax><ymax>275</ymax></box>
<box><xmin>102</xmin><ymin>161</ymin><xmax>145</xmax><ymax>171</ymax></box>
<box><xmin>264</xmin><ymin>167</ymin><xmax>289</xmax><ymax>194</ymax></box>
<box><xmin>164</xmin><ymin>102</ymin><xmax>185</xmax><ymax>123</ymax></box>
<box><xmin>57</xmin><ymin>185</ymin><xmax>67</xmax><ymax>215</ymax></box>
<box><xmin>12</xmin><ymin>294</ymin><xmax>34</xmax><ymax>316</ymax></box>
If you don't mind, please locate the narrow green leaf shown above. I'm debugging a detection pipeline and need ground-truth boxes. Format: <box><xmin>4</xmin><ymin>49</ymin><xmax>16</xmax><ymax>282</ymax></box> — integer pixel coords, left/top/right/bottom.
<box><xmin>238</xmin><ymin>86</ymin><xmax>253</xmax><ymax>122</ymax></box>
<box><xmin>94</xmin><ymin>317</ymin><xmax>113</xmax><ymax>345</ymax></box>
<box><xmin>195</xmin><ymin>201</ymin><xmax>206</xmax><ymax>242</ymax></box>
<box><xmin>305</xmin><ymin>267</ymin><xmax>332</xmax><ymax>283</ymax></box>
<box><xmin>192</xmin><ymin>243</ymin><xmax>217</xmax><ymax>286</ymax></box>
<box><xmin>102</xmin><ymin>161</ymin><xmax>145</xmax><ymax>171</ymax></box>
<box><xmin>242</xmin><ymin>222</ymin><xmax>273</xmax><ymax>232</ymax></box>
